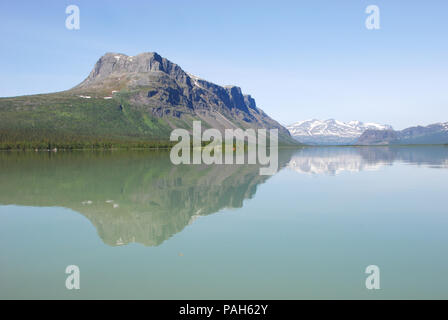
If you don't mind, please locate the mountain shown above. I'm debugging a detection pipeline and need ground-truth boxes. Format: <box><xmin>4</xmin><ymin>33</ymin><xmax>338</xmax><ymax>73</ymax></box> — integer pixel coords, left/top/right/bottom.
<box><xmin>0</xmin><ymin>52</ymin><xmax>297</xmax><ymax>149</ymax></box>
<box><xmin>286</xmin><ymin>119</ymin><xmax>392</xmax><ymax>145</ymax></box>
<box><xmin>356</xmin><ymin>122</ymin><xmax>448</xmax><ymax>145</ymax></box>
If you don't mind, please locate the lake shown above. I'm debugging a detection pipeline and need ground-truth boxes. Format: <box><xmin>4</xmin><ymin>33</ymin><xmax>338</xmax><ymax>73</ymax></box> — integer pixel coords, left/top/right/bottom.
<box><xmin>1</xmin><ymin>146</ymin><xmax>447</xmax><ymax>299</ymax></box>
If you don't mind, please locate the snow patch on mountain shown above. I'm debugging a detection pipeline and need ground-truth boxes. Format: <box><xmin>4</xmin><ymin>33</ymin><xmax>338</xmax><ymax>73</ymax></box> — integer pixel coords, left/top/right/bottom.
<box><xmin>287</xmin><ymin>119</ymin><xmax>393</xmax><ymax>145</ymax></box>
<box><xmin>440</xmin><ymin>122</ymin><xmax>448</xmax><ymax>131</ymax></box>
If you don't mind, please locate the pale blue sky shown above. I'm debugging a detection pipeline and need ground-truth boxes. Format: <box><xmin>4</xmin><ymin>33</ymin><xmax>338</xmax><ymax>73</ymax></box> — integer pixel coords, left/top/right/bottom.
<box><xmin>0</xmin><ymin>0</ymin><xmax>447</xmax><ymax>129</ymax></box>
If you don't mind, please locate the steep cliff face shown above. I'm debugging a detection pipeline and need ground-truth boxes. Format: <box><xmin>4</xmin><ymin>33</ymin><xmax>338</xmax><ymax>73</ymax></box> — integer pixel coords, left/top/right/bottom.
<box><xmin>76</xmin><ymin>52</ymin><xmax>191</xmax><ymax>91</ymax></box>
<box><xmin>73</xmin><ymin>52</ymin><xmax>295</xmax><ymax>142</ymax></box>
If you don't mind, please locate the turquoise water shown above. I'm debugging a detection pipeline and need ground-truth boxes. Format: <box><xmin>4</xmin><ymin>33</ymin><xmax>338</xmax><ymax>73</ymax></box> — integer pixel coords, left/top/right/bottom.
<box><xmin>0</xmin><ymin>146</ymin><xmax>447</xmax><ymax>299</ymax></box>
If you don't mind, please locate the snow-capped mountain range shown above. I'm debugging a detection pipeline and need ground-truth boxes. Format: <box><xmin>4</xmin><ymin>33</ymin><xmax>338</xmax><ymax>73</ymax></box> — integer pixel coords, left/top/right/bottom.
<box><xmin>286</xmin><ymin>119</ymin><xmax>393</xmax><ymax>145</ymax></box>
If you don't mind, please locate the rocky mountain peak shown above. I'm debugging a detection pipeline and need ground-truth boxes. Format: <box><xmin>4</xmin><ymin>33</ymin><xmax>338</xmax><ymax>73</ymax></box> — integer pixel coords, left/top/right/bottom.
<box><xmin>76</xmin><ymin>52</ymin><xmax>190</xmax><ymax>89</ymax></box>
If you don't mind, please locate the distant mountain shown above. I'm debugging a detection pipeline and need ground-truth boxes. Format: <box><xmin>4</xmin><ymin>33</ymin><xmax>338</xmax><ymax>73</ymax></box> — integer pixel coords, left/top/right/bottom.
<box><xmin>287</xmin><ymin>119</ymin><xmax>392</xmax><ymax>145</ymax></box>
<box><xmin>356</xmin><ymin>122</ymin><xmax>448</xmax><ymax>145</ymax></box>
<box><xmin>0</xmin><ymin>52</ymin><xmax>297</xmax><ymax>149</ymax></box>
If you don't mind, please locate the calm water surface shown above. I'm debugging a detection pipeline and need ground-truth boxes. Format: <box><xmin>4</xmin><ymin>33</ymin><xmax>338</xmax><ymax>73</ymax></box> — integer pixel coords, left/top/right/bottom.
<box><xmin>0</xmin><ymin>146</ymin><xmax>447</xmax><ymax>299</ymax></box>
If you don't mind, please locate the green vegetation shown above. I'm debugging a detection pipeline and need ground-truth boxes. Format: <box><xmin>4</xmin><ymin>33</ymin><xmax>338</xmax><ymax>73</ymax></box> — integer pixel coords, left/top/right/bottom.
<box><xmin>0</xmin><ymin>88</ymin><xmax>300</xmax><ymax>150</ymax></box>
<box><xmin>0</xmin><ymin>91</ymin><xmax>176</xmax><ymax>150</ymax></box>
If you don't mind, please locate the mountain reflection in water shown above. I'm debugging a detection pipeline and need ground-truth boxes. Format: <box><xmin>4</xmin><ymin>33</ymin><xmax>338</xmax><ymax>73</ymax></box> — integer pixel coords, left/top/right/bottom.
<box><xmin>0</xmin><ymin>149</ymin><xmax>294</xmax><ymax>246</ymax></box>
<box><xmin>287</xmin><ymin>146</ymin><xmax>448</xmax><ymax>175</ymax></box>
<box><xmin>0</xmin><ymin>146</ymin><xmax>447</xmax><ymax>247</ymax></box>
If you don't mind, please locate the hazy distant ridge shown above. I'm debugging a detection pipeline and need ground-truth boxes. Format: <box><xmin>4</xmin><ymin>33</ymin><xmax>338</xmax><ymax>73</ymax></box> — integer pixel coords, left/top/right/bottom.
<box><xmin>356</xmin><ymin>122</ymin><xmax>448</xmax><ymax>145</ymax></box>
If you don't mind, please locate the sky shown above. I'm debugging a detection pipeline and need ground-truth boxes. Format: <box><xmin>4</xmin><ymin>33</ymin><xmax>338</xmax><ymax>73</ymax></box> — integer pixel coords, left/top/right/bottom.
<box><xmin>0</xmin><ymin>0</ymin><xmax>447</xmax><ymax>130</ymax></box>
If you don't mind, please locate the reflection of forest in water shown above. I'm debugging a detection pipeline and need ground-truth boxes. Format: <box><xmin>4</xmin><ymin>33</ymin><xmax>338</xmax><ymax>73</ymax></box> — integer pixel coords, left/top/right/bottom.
<box><xmin>1</xmin><ymin>146</ymin><xmax>447</xmax><ymax>246</ymax></box>
<box><xmin>0</xmin><ymin>150</ymin><xmax>294</xmax><ymax>246</ymax></box>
